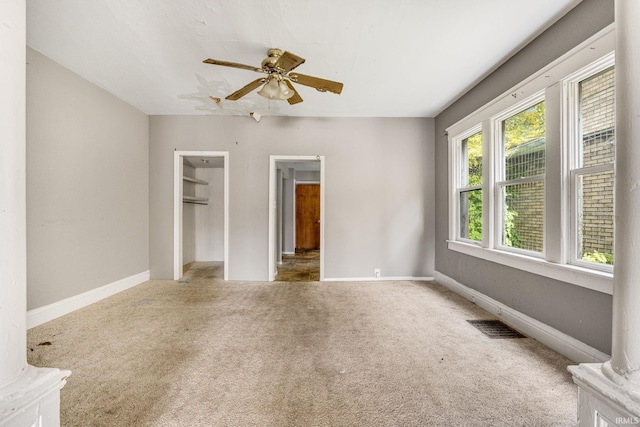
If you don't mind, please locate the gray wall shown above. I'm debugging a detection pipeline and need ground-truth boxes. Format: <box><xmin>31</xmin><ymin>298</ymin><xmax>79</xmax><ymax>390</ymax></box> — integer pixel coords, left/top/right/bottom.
<box><xmin>150</xmin><ymin>116</ymin><xmax>435</xmax><ymax>281</ymax></box>
<box><xmin>26</xmin><ymin>47</ymin><xmax>149</xmax><ymax>310</ymax></box>
<box><xmin>433</xmin><ymin>0</ymin><xmax>614</xmax><ymax>354</ymax></box>
<box><xmin>194</xmin><ymin>167</ymin><xmax>224</xmax><ymax>261</ymax></box>
<box><xmin>295</xmin><ymin>170</ymin><xmax>320</xmax><ymax>182</ymax></box>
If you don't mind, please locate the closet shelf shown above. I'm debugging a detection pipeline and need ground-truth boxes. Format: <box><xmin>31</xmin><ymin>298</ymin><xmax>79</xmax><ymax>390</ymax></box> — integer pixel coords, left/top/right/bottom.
<box><xmin>183</xmin><ymin>176</ymin><xmax>208</xmax><ymax>185</ymax></box>
<box><xmin>183</xmin><ymin>195</ymin><xmax>209</xmax><ymax>205</ymax></box>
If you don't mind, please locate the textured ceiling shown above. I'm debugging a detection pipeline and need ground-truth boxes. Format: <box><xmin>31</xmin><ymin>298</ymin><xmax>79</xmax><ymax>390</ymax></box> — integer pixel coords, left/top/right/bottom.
<box><xmin>26</xmin><ymin>0</ymin><xmax>581</xmax><ymax>118</ymax></box>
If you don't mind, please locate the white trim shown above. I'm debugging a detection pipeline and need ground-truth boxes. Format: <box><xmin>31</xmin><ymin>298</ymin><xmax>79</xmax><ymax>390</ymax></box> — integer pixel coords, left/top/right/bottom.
<box><xmin>434</xmin><ymin>271</ymin><xmax>610</xmax><ymax>364</ymax></box>
<box><xmin>482</xmin><ymin>119</ymin><xmax>495</xmax><ymax>249</ymax></box>
<box><xmin>292</xmin><ymin>179</ymin><xmax>297</xmax><ymax>249</ymax></box>
<box><xmin>223</xmin><ymin>154</ymin><xmax>229</xmax><ymax>280</ymax></box>
<box><xmin>320</xmin><ymin>159</ymin><xmax>325</xmax><ymax>281</ymax></box>
<box><xmin>0</xmin><ymin>365</ymin><xmax>70</xmax><ymax>427</ymax></box>
<box><xmin>450</xmin><ymin>125</ymin><xmax>483</xmax><ymax>243</ymax></box>
<box><xmin>173</xmin><ymin>151</ymin><xmax>229</xmax><ymax>281</ymax></box>
<box><xmin>490</xmin><ymin>89</ymin><xmax>546</xmax><ymax>127</ymax></box>
<box><xmin>27</xmin><ymin>271</ymin><xmax>150</xmax><ymax>329</ymax></box>
<box><xmin>323</xmin><ymin>276</ymin><xmax>434</xmax><ymax>282</ymax></box>
<box><xmin>173</xmin><ymin>153</ymin><xmax>183</xmax><ymax>280</ymax></box>
<box><xmin>545</xmin><ymin>83</ymin><xmax>564</xmax><ymax>264</ymax></box>
<box><xmin>569</xmin><ymin>363</ymin><xmax>640</xmax><ymax>424</ymax></box>
<box><xmin>447</xmin><ymin>240</ymin><xmax>612</xmax><ymax>294</ymax></box>
<box><xmin>269</xmin><ymin>155</ymin><xmax>325</xmax><ymax>282</ymax></box>
<box><xmin>269</xmin><ymin>157</ymin><xmax>277</xmax><ymax>281</ymax></box>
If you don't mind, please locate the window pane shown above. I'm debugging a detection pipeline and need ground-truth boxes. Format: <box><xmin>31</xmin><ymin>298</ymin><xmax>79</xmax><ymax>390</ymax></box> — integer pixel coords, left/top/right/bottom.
<box><xmin>577</xmin><ymin>170</ymin><xmax>614</xmax><ymax>265</ymax></box>
<box><xmin>460</xmin><ymin>189</ymin><xmax>482</xmax><ymax>241</ymax></box>
<box><xmin>501</xmin><ymin>181</ymin><xmax>544</xmax><ymax>252</ymax></box>
<box><xmin>461</xmin><ymin>132</ymin><xmax>482</xmax><ymax>186</ymax></box>
<box><xmin>579</xmin><ymin>67</ymin><xmax>615</xmax><ymax>167</ymax></box>
<box><xmin>503</xmin><ymin>101</ymin><xmax>546</xmax><ymax>180</ymax></box>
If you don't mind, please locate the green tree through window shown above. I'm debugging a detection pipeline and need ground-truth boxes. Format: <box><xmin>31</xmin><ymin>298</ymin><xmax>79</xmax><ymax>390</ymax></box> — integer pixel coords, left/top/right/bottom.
<box><xmin>460</xmin><ymin>132</ymin><xmax>483</xmax><ymax>241</ymax></box>
<box><xmin>501</xmin><ymin>101</ymin><xmax>546</xmax><ymax>252</ymax></box>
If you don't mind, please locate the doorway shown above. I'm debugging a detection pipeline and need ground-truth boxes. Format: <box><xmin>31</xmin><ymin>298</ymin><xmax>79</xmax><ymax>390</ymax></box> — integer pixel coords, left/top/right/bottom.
<box><xmin>268</xmin><ymin>155</ymin><xmax>325</xmax><ymax>281</ymax></box>
<box><xmin>173</xmin><ymin>151</ymin><xmax>229</xmax><ymax>281</ymax></box>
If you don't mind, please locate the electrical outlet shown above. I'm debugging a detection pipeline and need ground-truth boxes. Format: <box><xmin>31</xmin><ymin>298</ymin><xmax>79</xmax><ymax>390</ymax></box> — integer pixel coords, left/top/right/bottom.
<box><xmin>374</xmin><ymin>268</ymin><xmax>381</xmax><ymax>278</ymax></box>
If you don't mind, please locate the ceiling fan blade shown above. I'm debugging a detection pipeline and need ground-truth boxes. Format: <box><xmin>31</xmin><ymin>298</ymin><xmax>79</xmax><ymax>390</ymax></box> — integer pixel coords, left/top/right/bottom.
<box><xmin>289</xmin><ymin>73</ymin><xmax>343</xmax><ymax>94</ymax></box>
<box><xmin>225</xmin><ymin>78</ymin><xmax>266</xmax><ymax>101</ymax></box>
<box><xmin>285</xmin><ymin>81</ymin><xmax>304</xmax><ymax>105</ymax></box>
<box><xmin>203</xmin><ymin>58</ymin><xmax>265</xmax><ymax>73</ymax></box>
<box><xmin>275</xmin><ymin>51</ymin><xmax>305</xmax><ymax>73</ymax></box>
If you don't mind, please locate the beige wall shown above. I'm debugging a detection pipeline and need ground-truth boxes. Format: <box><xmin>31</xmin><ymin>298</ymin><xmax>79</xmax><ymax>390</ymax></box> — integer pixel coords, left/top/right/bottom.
<box><xmin>194</xmin><ymin>167</ymin><xmax>225</xmax><ymax>262</ymax></box>
<box><xmin>26</xmin><ymin>47</ymin><xmax>149</xmax><ymax>310</ymax></box>
<box><xmin>150</xmin><ymin>115</ymin><xmax>435</xmax><ymax>281</ymax></box>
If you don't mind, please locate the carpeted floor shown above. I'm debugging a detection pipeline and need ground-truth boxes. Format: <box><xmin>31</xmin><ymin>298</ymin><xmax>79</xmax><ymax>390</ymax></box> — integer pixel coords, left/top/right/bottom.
<box><xmin>27</xmin><ymin>270</ymin><xmax>577</xmax><ymax>426</ymax></box>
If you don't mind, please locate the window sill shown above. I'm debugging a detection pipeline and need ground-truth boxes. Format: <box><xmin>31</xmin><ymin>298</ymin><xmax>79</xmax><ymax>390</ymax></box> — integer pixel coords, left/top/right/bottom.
<box><xmin>447</xmin><ymin>240</ymin><xmax>613</xmax><ymax>295</ymax></box>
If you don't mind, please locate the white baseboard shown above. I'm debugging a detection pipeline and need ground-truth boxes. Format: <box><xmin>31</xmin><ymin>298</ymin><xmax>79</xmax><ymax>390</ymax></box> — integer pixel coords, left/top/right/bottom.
<box><xmin>323</xmin><ymin>276</ymin><xmax>434</xmax><ymax>282</ymax></box>
<box><xmin>434</xmin><ymin>271</ymin><xmax>609</xmax><ymax>364</ymax></box>
<box><xmin>27</xmin><ymin>270</ymin><xmax>150</xmax><ymax>329</ymax></box>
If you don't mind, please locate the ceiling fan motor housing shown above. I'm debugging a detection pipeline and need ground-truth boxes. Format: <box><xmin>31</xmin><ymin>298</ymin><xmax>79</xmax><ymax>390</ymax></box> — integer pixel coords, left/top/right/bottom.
<box><xmin>261</xmin><ymin>48</ymin><xmax>284</xmax><ymax>71</ymax></box>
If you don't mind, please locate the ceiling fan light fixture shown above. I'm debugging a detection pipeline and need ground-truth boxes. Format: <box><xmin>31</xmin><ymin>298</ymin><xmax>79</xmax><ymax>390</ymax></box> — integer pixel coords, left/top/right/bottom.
<box><xmin>278</xmin><ymin>80</ymin><xmax>294</xmax><ymax>99</ymax></box>
<box><xmin>257</xmin><ymin>75</ymin><xmax>294</xmax><ymax>100</ymax></box>
<box><xmin>257</xmin><ymin>76</ymin><xmax>281</xmax><ymax>99</ymax></box>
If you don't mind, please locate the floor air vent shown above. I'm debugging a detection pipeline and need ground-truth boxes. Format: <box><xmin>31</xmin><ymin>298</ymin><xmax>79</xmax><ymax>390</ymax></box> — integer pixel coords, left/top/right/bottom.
<box><xmin>466</xmin><ymin>320</ymin><xmax>526</xmax><ymax>339</ymax></box>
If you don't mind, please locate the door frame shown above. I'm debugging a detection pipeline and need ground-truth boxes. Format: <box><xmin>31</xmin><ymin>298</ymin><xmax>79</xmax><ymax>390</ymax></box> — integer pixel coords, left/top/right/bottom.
<box><xmin>268</xmin><ymin>155</ymin><xmax>325</xmax><ymax>281</ymax></box>
<box><xmin>173</xmin><ymin>150</ymin><xmax>229</xmax><ymax>281</ymax></box>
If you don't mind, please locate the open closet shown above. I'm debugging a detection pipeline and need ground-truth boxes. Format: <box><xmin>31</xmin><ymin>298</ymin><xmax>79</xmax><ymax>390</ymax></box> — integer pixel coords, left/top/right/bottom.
<box><xmin>174</xmin><ymin>151</ymin><xmax>228</xmax><ymax>281</ymax></box>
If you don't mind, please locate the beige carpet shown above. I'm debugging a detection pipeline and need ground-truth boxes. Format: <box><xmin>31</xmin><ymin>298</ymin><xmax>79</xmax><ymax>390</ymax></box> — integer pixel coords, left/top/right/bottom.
<box><xmin>28</xmin><ymin>269</ymin><xmax>577</xmax><ymax>426</ymax></box>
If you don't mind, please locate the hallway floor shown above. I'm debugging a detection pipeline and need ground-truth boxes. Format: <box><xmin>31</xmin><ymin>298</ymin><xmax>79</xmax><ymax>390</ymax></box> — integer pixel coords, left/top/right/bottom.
<box><xmin>182</xmin><ymin>261</ymin><xmax>224</xmax><ymax>281</ymax></box>
<box><xmin>275</xmin><ymin>249</ymin><xmax>320</xmax><ymax>281</ymax></box>
<box><xmin>183</xmin><ymin>250</ymin><xmax>319</xmax><ymax>282</ymax></box>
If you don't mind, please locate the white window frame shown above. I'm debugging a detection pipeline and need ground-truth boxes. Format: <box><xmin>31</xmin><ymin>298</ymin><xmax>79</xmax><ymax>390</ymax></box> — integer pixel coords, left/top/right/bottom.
<box><xmin>446</xmin><ymin>24</ymin><xmax>615</xmax><ymax>295</ymax></box>
<box><xmin>492</xmin><ymin>92</ymin><xmax>546</xmax><ymax>258</ymax></box>
<box><xmin>452</xmin><ymin>125</ymin><xmax>483</xmax><ymax>245</ymax></box>
<box><xmin>563</xmin><ymin>53</ymin><xmax>615</xmax><ymax>273</ymax></box>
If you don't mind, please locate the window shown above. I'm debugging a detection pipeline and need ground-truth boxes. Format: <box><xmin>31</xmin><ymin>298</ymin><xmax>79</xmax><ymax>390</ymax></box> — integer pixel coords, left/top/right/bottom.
<box><xmin>457</xmin><ymin>130</ymin><xmax>483</xmax><ymax>243</ymax></box>
<box><xmin>446</xmin><ymin>26</ymin><xmax>615</xmax><ymax>294</ymax></box>
<box><xmin>569</xmin><ymin>65</ymin><xmax>615</xmax><ymax>270</ymax></box>
<box><xmin>497</xmin><ymin>99</ymin><xmax>546</xmax><ymax>254</ymax></box>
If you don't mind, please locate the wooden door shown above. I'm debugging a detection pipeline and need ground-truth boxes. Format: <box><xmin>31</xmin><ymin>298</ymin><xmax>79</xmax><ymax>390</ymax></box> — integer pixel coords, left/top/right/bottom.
<box><xmin>296</xmin><ymin>184</ymin><xmax>320</xmax><ymax>249</ymax></box>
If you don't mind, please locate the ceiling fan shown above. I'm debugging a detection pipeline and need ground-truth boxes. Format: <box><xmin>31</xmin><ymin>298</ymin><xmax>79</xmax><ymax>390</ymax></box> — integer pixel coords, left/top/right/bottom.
<box><xmin>203</xmin><ymin>48</ymin><xmax>343</xmax><ymax>105</ymax></box>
